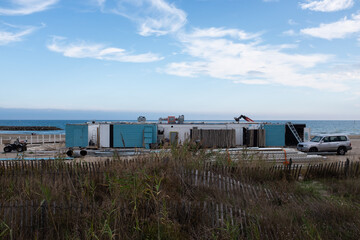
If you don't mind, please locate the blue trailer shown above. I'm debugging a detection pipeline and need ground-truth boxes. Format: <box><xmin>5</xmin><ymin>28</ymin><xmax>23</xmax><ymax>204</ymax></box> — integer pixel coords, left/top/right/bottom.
<box><xmin>263</xmin><ymin>124</ymin><xmax>285</xmax><ymax>147</ymax></box>
<box><xmin>65</xmin><ymin>124</ymin><xmax>88</xmax><ymax>148</ymax></box>
<box><xmin>65</xmin><ymin>123</ymin><xmax>157</xmax><ymax>150</ymax></box>
<box><xmin>112</xmin><ymin>124</ymin><xmax>157</xmax><ymax>149</ymax></box>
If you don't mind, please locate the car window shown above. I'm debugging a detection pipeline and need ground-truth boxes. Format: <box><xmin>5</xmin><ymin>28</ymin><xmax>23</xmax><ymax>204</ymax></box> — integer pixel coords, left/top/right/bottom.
<box><xmin>311</xmin><ymin>136</ymin><xmax>322</xmax><ymax>142</ymax></box>
<box><xmin>339</xmin><ymin>136</ymin><xmax>348</xmax><ymax>141</ymax></box>
<box><xmin>330</xmin><ymin>136</ymin><xmax>338</xmax><ymax>142</ymax></box>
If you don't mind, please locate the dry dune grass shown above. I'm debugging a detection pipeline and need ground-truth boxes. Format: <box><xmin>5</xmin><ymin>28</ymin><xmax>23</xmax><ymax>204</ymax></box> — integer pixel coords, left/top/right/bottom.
<box><xmin>0</xmin><ymin>143</ymin><xmax>359</xmax><ymax>239</ymax></box>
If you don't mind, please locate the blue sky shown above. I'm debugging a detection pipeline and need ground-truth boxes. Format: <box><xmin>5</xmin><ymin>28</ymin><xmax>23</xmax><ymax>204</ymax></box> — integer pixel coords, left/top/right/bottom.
<box><xmin>1</xmin><ymin>0</ymin><xmax>360</xmax><ymax>120</ymax></box>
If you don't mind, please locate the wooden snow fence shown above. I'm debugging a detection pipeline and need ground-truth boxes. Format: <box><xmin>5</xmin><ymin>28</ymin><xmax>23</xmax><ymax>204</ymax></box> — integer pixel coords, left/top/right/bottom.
<box><xmin>180</xmin><ymin>169</ymin><xmax>304</xmax><ymax>208</ymax></box>
<box><xmin>203</xmin><ymin>161</ymin><xmax>302</xmax><ymax>181</ymax></box>
<box><xmin>0</xmin><ymin>156</ymin><xmax>160</xmax><ymax>172</ymax></box>
<box><xmin>0</xmin><ymin>200</ymin><xmax>282</xmax><ymax>240</ymax></box>
<box><xmin>304</xmin><ymin>159</ymin><xmax>360</xmax><ymax>180</ymax></box>
<box><xmin>1</xmin><ymin>158</ymin><xmax>359</xmax><ymax>239</ymax></box>
<box><xmin>0</xmin><ymin>157</ymin><xmax>165</xmax><ymax>192</ymax></box>
<box><xmin>0</xmin><ymin>201</ymin><xmax>87</xmax><ymax>239</ymax></box>
<box><xmin>0</xmin><ymin>158</ymin><xmax>359</xmax><ymax>183</ymax></box>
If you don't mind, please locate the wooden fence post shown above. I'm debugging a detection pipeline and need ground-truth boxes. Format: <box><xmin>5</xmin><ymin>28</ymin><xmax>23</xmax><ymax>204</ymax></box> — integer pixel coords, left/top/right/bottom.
<box><xmin>40</xmin><ymin>201</ymin><xmax>47</xmax><ymax>236</ymax></box>
<box><xmin>345</xmin><ymin>158</ymin><xmax>350</xmax><ymax>178</ymax></box>
<box><xmin>195</xmin><ymin>169</ymin><xmax>198</xmax><ymax>186</ymax></box>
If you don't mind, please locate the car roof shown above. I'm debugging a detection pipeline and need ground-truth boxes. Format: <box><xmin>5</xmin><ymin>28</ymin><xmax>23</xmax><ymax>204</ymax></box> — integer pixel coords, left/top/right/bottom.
<box><xmin>314</xmin><ymin>134</ymin><xmax>349</xmax><ymax>137</ymax></box>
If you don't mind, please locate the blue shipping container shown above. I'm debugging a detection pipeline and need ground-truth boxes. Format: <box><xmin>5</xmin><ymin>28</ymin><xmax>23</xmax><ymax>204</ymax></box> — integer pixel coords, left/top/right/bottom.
<box><xmin>66</xmin><ymin>124</ymin><xmax>88</xmax><ymax>148</ymax></box>
<box><xmin>264</xmin><ymin>124</ymin><xmax>285</xmax><ymax>147</ymax></box>
<box><xmin>112</xmin><ymin>124</ymin><xmax>157</xmax><ymax>149</ymax></box>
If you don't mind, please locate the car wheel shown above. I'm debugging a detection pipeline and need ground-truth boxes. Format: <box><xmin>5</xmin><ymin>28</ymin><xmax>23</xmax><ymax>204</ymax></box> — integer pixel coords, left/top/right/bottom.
<box><xmin>16</xmin><ymin>146</ymin><xmax>23</xmax><ymax>152</ymax></box>
<box><xmin>4</xmin><ymin>146</ymin><xmax>12</xmax><ymax>153</ymax></box>
<box><xmin>66</xmin><ymin>150</ymin><xmax>73</xmax><ymax>157</ymax></box>
<box><xmin>80</xmin><ymin>150</ymin><xmax>87</xmax><ymax>156</ymax></box>
<box><xmin>337</xmin><ymin>147</ymin><xmax>346</xmax><ymax>155</ymax></box>
<box><xmin>309</xmin><ymin>147</ymin><xmax>318</xmax><ymax>153</ymax></box>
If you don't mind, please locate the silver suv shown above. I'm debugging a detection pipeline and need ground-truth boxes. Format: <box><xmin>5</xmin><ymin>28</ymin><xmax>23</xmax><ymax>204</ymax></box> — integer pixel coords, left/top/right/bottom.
<box><xmin>297</xmin><ymin>134</ymin><xmax>352</xmax><ymax>155</ymax></box>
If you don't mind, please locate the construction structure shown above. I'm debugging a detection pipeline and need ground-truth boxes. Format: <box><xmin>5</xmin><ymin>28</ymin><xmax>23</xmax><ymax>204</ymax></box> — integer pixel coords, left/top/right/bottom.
<box><xmin>65</xmin><ymin>115</ymin><xmax>309</xmax><ymax>150</ymax></box>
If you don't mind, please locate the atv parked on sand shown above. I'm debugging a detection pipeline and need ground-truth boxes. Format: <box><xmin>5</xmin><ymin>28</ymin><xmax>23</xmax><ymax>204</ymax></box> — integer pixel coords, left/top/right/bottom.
<box><xmin>3</xmin><ymin>139</ymin><xmax>27</xmax><ymax>153</ymax></box>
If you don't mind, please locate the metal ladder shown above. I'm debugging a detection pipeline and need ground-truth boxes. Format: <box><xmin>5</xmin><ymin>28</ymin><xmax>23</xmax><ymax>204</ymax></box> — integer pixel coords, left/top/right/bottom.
<box><xmin>286</xmin><ymin>122</ymin><xmax>302</xmax><ymax>143</ymax></box>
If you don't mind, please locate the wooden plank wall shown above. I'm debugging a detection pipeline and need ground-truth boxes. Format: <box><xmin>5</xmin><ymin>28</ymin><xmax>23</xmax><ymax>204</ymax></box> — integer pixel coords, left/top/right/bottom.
<box><xmin>244</xmin><ymin>129</ymin><xmax>266</xmax><ymax>147</ymax></box>
<box><xmin>257</xmin><ymin>129</ymin><xmax>266</xmax><ymax>147</ymax></box>
<box><xmin>192</xmin><ymin>128</ymin><xmax>236</xmax><ymax>148</ymax></box>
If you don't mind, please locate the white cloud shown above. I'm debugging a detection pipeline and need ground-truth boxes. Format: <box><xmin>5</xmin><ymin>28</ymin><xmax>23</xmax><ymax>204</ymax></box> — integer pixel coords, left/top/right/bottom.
<box><xmin>95</xmin><ymin>0</ymin><xmax>106</xmax><ymax>6</ymax></box>
<box><xmin>283</xmin><ymin>29</ymin><xmax>296</xmax><ymax>36</ymax></box>
<box><xmin>0</xmin><ymin>0</ymin><xmax>58</xmax><ymax>15</ymax></box>
<box><xmin>187</xmin><ymin>27</ymin><xmax>260</xmax><ymax>40</ymax></box>
<box><xmin>99</xmin><ymin>0</ymin><xmax>186</xmax><ymax>36</ymax></box>
<box><xmin>0</xmin><ymin>23</ymin><xmax>39</xmax><ymax>45</ymax></box>
<box><xmin>162</xmin><ymin>27</ymin><xmax>359</xmax><ymax>92</ymax></box>
<box><xmin>301</xmin><ymin>13</ymin><xmax>360</xmax><ymax>40</ymax></box>
<box><xmin>288</xmin><ymin>19</ymin><xmax>298</xmax><ymax>26</ymax></box>
<box><xmin>300</xmin><ymin>0</ymin><xmax>354</xmax><ymax>12</ymax></box>
<box><xmin>47</xmin><ymin>36</ymin><xmax>163</xmax><ymax>63</ymax></box>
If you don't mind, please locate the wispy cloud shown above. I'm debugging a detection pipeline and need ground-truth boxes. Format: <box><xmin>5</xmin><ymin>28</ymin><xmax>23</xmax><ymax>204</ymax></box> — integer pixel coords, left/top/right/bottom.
<box><xmin>98</xmin><ymin>0</ymin><xmax>186</xmax><ymax>36</ymax></box>
<box><xmin>186</xmin><ymin>27</ymin><xmax>260</xmax><ymax>40</ymax></box>
<box><xmin>301</xmin><ymin>13</ymin><xmax>360</xmax><ymax>40</ymax></box>
<box><xmin>288</xmin><ymin>19</ymin><xmax>298</xmax><ymax>26</ymax></box>
<box><xmin>95</xmin><ymin>0</ymin><xmax>106</xmax><ymax>6</ymax></box>
<box><xmin>300</xmin><ymin>0</ymin><xmax>354</xmax><ymax>12</ymax></box>
<box><xmin>0</xmin><ymin>0</ymin><xmax>59</xmax><ymax>15</ymax></box>
<box><xmin>0</xmin><ymin>23</ymin><xmax>40</xmax><ymax>45</ymax></box>
<box><xmin>283</xmin><ymin>29</ymin><xmax>296</xmax><ymax>36</ymax></box>
<box><xmin>47</xmin><ymin>36</ymin><xmax>163</xmax><ymax>63</ymax></box>
<box><xmin>162</xmin><ymin>27</ymin><xmax>360</xmax><ymax>92</ymax></box>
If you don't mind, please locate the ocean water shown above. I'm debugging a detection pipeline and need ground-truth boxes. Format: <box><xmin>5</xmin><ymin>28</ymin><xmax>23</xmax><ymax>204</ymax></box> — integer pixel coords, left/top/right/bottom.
<box><xmin>0</xmin><ymin>120</ymin><xmax>359</xmax><ymax>135</ymax></box>
<box><xmin>264</xmin><ymin>120</ymin><xmax>360</xmax><ymax>135</ymax></box>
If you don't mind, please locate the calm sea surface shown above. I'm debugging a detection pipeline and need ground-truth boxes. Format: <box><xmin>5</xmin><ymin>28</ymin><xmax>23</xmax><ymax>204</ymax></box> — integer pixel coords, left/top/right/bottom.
<box><xmin>0</xmin><ymin>120</ymin><xmax>359</xmax><ymax>135</ymax></box>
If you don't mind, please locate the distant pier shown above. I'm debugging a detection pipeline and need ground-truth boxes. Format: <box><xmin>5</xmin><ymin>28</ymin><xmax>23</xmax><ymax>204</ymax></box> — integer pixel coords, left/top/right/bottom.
<box><xmin>0</xmin><ymin>126</ymin><xmax>62</xmax><ymax>131</ymax></box>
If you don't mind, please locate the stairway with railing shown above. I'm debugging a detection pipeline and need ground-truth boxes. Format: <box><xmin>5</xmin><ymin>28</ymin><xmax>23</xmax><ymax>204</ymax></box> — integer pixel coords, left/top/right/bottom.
<box><xmin>286</xmin><ymin>122</ymin><xmax>302</xmax><ymax>143</ymax></box>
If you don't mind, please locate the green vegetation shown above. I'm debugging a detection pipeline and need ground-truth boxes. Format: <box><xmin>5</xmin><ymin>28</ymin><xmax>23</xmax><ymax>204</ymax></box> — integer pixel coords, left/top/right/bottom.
<box><xmin>0</xmin><ymin>145</ymin><xmax>359</xmax><ymax>239</ymax></box>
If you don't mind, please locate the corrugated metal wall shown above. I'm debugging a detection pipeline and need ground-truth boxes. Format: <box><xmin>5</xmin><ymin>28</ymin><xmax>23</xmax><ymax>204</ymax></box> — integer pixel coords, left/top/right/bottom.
<box><xmin>65</xmin><ymin>124</ymin><xmax>88</xmax><ymax>148</ymax></box>
<box><xmin>264</xmin><ymin>124</ymin><xmax>285</xmax><ymax>147</ymax></box>
<box><xmin>112</xmin><ymin>124</ymin><xmax>157</xmax><ymax>149</ymax></box>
